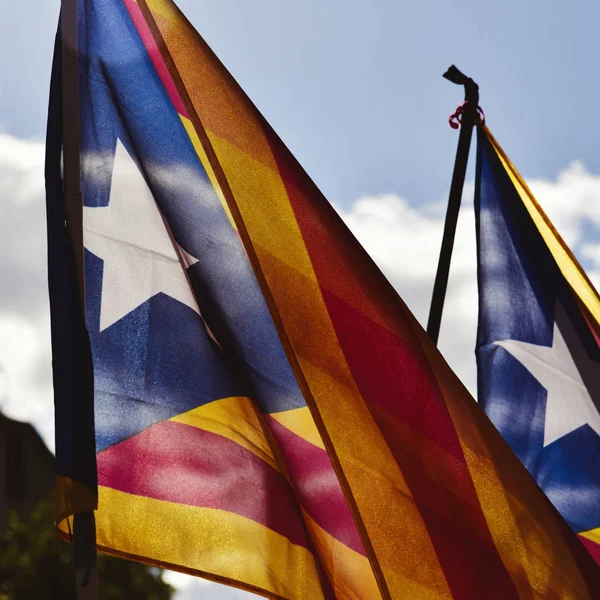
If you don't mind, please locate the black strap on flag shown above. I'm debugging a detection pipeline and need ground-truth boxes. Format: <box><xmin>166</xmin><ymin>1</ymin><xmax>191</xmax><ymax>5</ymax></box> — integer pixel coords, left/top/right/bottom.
<box><xmin>427</xmin><ymin>66</ymin><xmax>481</xmax><ymax>345</ymax></box>
<box><xmin>47</xmin><ymin>4</ymin><xmax>98</xmax><ymax>598</ymax></box>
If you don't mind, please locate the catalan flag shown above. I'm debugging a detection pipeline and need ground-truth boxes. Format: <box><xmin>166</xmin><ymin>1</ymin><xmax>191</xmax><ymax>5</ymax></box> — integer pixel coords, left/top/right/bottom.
<box><xmin>47</xmin><ymin>0</ymin><xmax>600</xmax><ymax>598</ymax></box>
<box><xmin>476</xmin><ymin>126</ymin><xmax>600</xmax><ymax>565</ymax></box>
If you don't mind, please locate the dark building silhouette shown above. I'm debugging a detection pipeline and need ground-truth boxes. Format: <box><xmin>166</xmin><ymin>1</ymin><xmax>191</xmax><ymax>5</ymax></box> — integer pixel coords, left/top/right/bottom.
<box><xmin>0</xmin><ymin>412</ymin><xmax>54</xmax><ymax>530</ymax></box>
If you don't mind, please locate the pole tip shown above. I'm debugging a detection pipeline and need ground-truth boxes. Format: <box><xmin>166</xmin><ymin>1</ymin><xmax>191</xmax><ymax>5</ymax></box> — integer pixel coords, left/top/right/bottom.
<box><xmin>443</xmin><ymin>65</ymin><xmax>479</xmax><ymax>103</ymax></box>
<box><xmin>443</xmin><ymin>65</ymin><xmax>467</xmax><ymax>85</ymax></box>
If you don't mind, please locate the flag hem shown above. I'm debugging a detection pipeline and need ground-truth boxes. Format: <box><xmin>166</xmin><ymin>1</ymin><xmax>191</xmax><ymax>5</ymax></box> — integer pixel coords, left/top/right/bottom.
<box><xmin>56</xmin><ymin>526</ymin><xmax>287</xmax><ymax>600</ymax></box>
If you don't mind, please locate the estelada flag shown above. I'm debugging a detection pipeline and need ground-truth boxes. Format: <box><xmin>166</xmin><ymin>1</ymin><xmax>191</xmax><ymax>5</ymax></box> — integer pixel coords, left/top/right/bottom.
<box><xmin>47</xmin><ymin>0</ymin><xmax>600</xmax><ymax>598</ymax></box>
<box><xmin>476</xmin><ymin>125</ymin><xmax>600</xmax><ymax>565</ymax></box>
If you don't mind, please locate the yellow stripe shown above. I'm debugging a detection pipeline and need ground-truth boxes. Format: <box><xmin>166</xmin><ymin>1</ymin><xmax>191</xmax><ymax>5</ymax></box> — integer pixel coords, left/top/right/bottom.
<box><xmin>271</xmin><ymin>406</ymin><xmax>326</xmax><ymax>451</ymax></box>
<box><xmin>483</xmin><ymin>126</ymin><xmax>600</xmax><ymax>327</ymax></box>
<box><xmin>149</xmin><ymin>0</ymin><xmax>278</xmax><ymax>170</ymax></box>
<box><xmin>171</xmin><ymin>396</ymin><xmax>277</xmax><ymax>470</ymax></box>
<box><xmin>83</xmin><ymin>486</ymin><xmax>324</xmax><ymax>600</ymax></box>
<box><xmin>179</xmin><ymin>115</ymin><xmax>237</xmax><ymax>231</ymax></box>
<box><xmin>207</xmin><ymin>132</ymin><xmax>317</xmax><ymax>280</ymax></box>
<box><xmin>302</xmin><ymin>511</ymin><xmax>382</xmax><ymax>600</ymax></box>
<box><xmin>411</xmin><ymin>313</ymin><xmax>592</xmax><ymax>599</ymax></box>
<box><xmin>55</xmin><ymin>475</ymin><xmax>97</xmax><ymax>524</ymax></box>
<box><xmin>300</xmin><ymin>354</ymin><xmax>452</xmax><ymax>598</ymax></box>
<box><xmin>580</xmin><ymin>527</ymin><xmax>600</xmax><ymax>545</ymax></box>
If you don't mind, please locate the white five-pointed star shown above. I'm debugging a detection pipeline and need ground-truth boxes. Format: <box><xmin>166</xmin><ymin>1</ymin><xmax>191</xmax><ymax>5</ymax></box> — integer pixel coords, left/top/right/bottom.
<box><xmin>84</xmin><ymin>140</ymin><xmax>200</xmax><ymax>331</ymax></box>
<box><xmin>495</xmin><ymin>301</ymin><xmax>600</xmax><ymax>447</ymax></box>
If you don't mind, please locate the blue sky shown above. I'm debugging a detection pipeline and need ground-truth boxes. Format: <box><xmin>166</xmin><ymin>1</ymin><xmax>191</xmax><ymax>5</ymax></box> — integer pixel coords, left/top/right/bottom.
<box><xmin>4</xmin><ymin>0</ymin><xmax>600</xmax><ymax>204</ymax></box>
<box><xmin>2</xmin><ymin>1</ymin><xmax>600</xmax><ymax>598</ymax></box>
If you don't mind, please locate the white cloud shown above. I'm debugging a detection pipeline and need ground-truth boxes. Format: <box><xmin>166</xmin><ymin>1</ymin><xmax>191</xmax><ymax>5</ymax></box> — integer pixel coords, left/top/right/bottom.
<box><xmin>2</xmin><ymin>131</ymin><xmax>600</xmax><ymax>598</ymax></box>
<box><xmin>0</xmin><ymin>134</ymin><xmax>54</xmax><ymax>446</ymax></box>
<box><xmin>528</xmin><ymin>161</ymin><xmax>600</xmax><ymax>249</ymax></box>
<box><xmin>163</xmin><ymin>571</ymin><xmax>258</xmax><ymax>599</ymax></box>
<box><xmin>338</xmin><ymin>162</ymin><xmax>600</xmax><ymax>396</ymax></box>
<box><xmin>338</xmin><ymin>188</ymin><xmax>479</xmax><ymax>394</ymax></box>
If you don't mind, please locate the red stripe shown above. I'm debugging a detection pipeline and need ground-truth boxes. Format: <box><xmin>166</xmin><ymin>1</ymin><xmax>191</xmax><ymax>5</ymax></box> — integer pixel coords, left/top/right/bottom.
<box><xmin>578</xmin><ymin>535</ymin><xmax>600</xmax><ymax>566</ymax></box>
<box><xmin>324</xmin><ymin>290</ymin><xmax>519</xmax><ymax>598</ymax></box>
<box><xmin>97</xmin><ymin>419</ymin><xmax>309</xmax><ymax>549</ymax></box>
<box><xmin>265</xmin><ymin>130</ymin><xmax>519</xmax><ymax>599</ymax></box>
<box><xmin>123</xmin><ymin>0</ymin><xmax>189</xmax><ymax>118</ymax></box>
<box><xmin>578</xmin><ymin>299</ymin><xmax>600</xmax><ymax>347</ymax></box>
<box><xmin>266</xmin><ymin>415</ymin><xmax>365</xmax><ymax>556</ymax></box>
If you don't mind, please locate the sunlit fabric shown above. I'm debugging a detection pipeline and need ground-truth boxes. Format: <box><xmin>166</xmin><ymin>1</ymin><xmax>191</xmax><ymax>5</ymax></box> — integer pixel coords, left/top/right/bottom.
<box><xmin>476</xmin><ymin>126</ymin><xmax>600</xmax><ymax>566</ymax></box>
<box><xmin>47</xmin><ymin>0</ymin><xmax>600</xmax><ymax>598</ymax></box>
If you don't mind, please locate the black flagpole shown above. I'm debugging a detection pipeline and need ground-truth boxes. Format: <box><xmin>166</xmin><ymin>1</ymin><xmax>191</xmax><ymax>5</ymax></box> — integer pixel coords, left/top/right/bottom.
<box><xmin>426</xmin><ymin>66</ymin><xmax>480</xmax><ymax>346</ymax></box>
<box><xmin>61</xmin><ymin>0</ymin><xmax>98</xmax><ymax>598</ymax></box>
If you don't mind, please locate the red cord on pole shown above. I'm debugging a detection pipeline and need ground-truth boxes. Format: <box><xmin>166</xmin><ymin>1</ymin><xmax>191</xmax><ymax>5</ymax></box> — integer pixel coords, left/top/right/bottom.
<box><xmin>448</xmin><ymin>101</ymin><xmax>485</xmax><ymax>130</ymax></box>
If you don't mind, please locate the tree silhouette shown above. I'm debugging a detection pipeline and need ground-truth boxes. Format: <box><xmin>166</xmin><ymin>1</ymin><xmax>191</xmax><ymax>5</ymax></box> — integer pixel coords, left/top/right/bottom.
<box><xmin>0</xmin><ymin>495</ymin><xmax>174</xmax><ymax>600</ymax></box>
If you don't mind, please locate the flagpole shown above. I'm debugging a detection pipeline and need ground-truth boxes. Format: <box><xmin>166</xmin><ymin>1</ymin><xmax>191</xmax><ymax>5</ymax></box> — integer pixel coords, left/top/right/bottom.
<box><xmin>426</xmin><ymin>66</ymin><xmax>479</xmax><ymax>346</ymax></box>
<box><xmin>60</xmin><ymin>0</ymin><xmax>98</xmax><ymax>598</ymax></box>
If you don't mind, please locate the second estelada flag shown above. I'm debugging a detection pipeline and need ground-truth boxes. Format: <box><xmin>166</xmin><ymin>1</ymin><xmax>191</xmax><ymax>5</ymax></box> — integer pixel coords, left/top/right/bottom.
<box><xmin>50</xmin><ymin>0</ymin><xmax>600</xmax><ymax>598</ymax></box>
<box><xmin>476</xmin><ymin>126</ymin><xmax>600</xmax><ymax>564</ymax></box>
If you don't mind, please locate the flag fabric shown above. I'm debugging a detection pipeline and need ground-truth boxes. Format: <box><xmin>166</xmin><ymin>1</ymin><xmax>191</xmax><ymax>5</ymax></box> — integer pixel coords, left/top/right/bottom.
<box><xmin>46</xmin><ymin>23</ymin><xmax>98</xmax><ymax>528</ymax></box>
<box><xmin>48</xmin><ymin>0</ymin><xmax>600</xmax><ymax>598</ymax></box>
<box><xmin>475</xmin><ymin>125</ymin><xmax>600</xmax><ymax>565</ymax></box>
